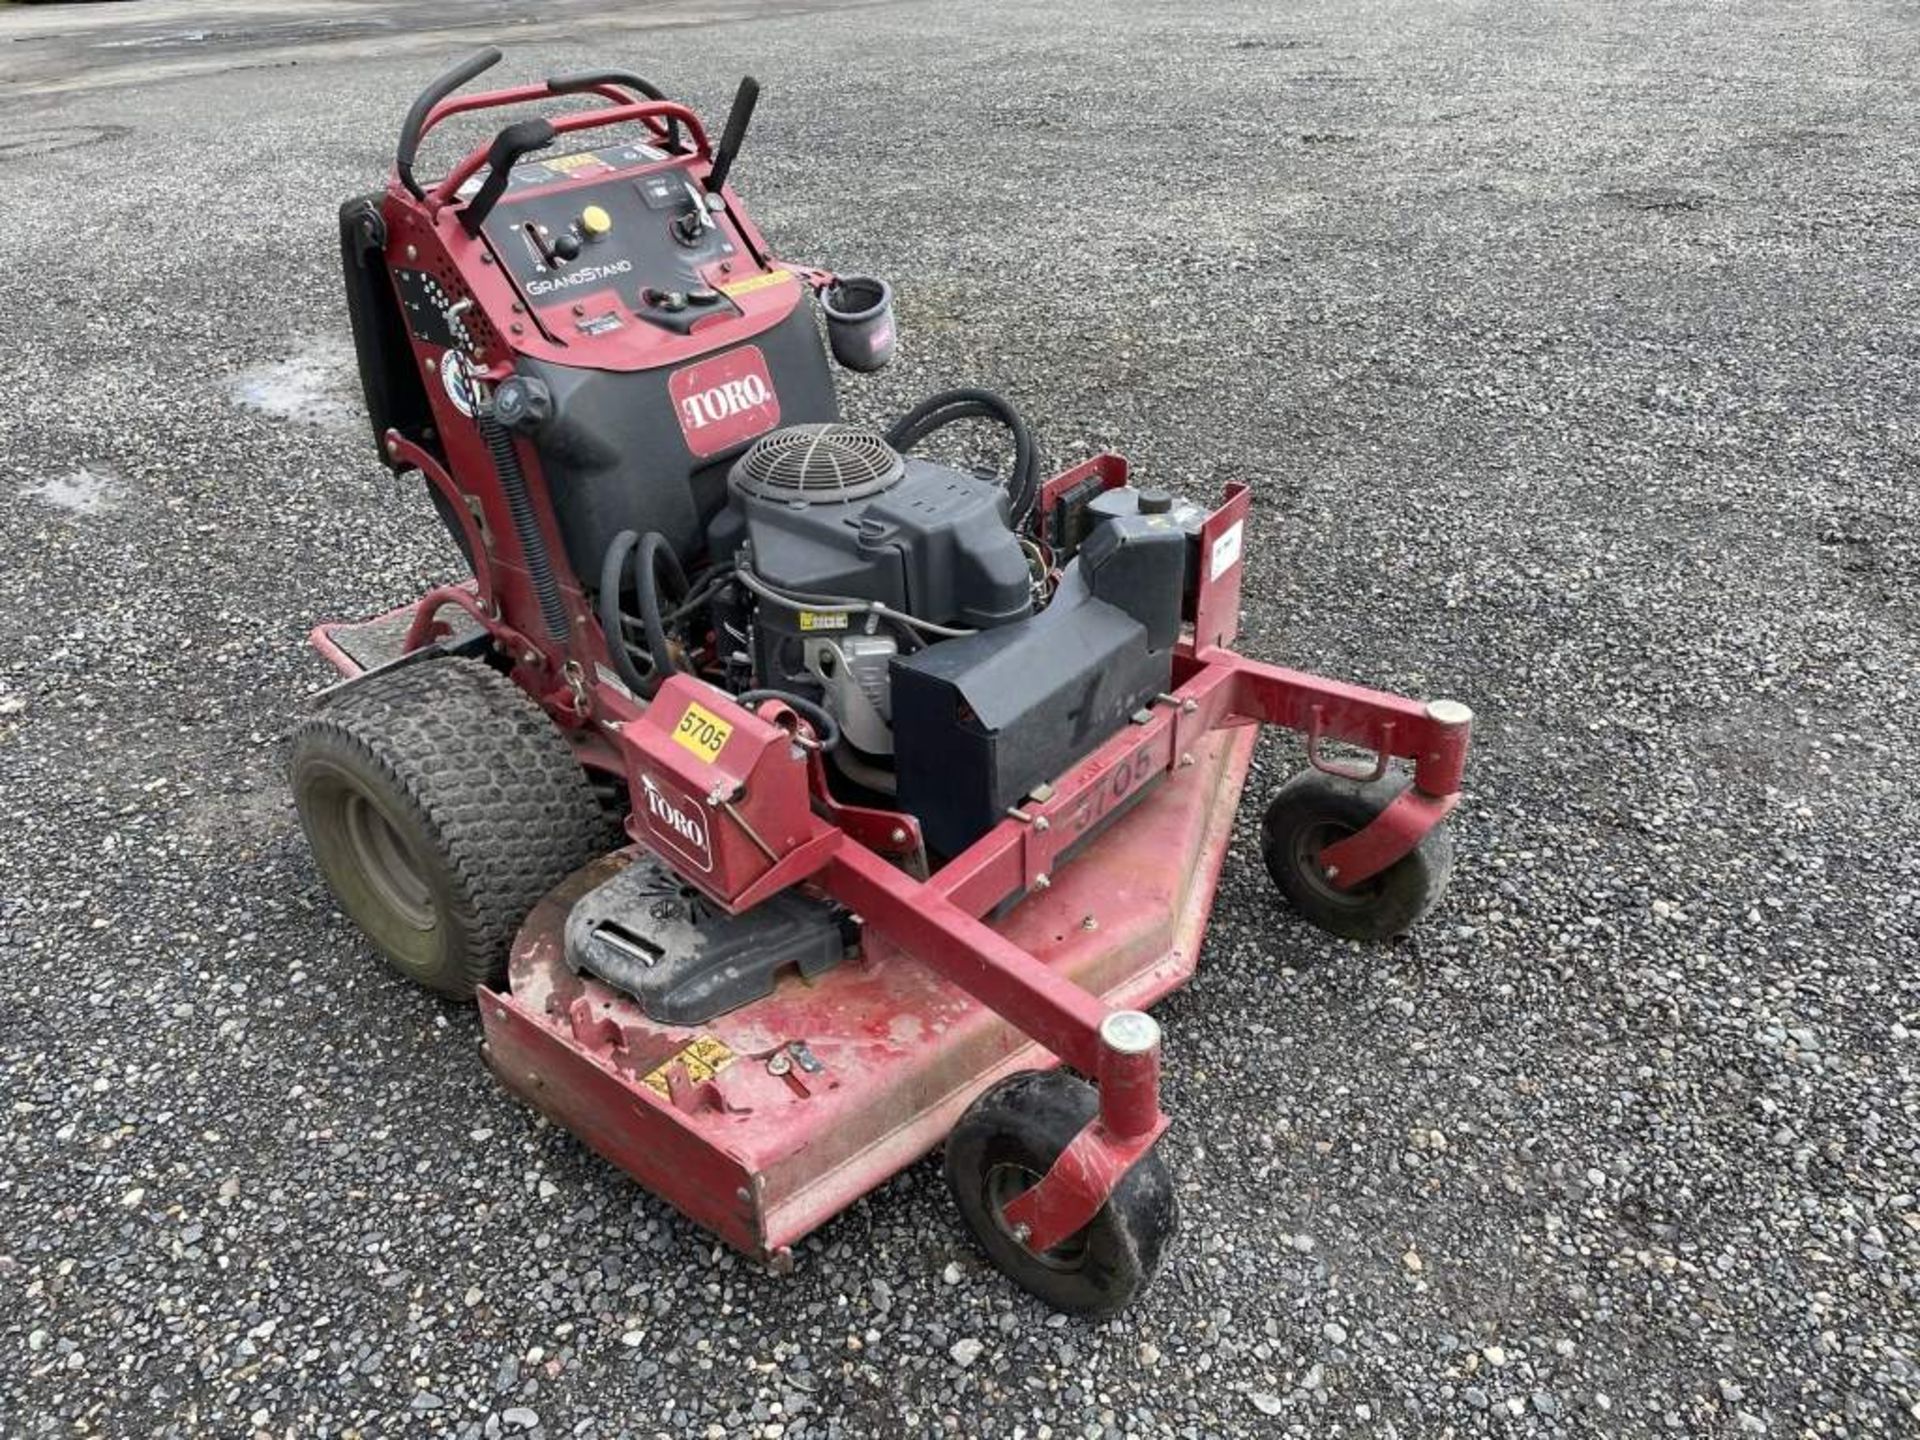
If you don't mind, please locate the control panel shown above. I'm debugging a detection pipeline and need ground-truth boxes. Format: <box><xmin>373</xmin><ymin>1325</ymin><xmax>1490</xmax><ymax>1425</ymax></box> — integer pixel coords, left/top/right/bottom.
<box><xmin>471</xmin><ymin>142</ymin><xmax>748</xmax><ymax>339</ymax></box>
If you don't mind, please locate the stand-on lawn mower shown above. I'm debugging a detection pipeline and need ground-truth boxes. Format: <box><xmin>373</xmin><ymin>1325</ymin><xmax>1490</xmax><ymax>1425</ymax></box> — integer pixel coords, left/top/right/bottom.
<box><xmin>294</xmin><ymin>48</ymin><xmax>1473</xmax><ymax>1315</ymax></box>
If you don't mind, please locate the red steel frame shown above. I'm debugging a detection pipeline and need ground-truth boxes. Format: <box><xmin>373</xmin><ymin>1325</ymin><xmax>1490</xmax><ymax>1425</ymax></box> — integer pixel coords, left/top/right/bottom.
<box><xmin>314</xmin><ymin>74</ymin><xmax>1475</xmax><ymax>1266</ymax></box>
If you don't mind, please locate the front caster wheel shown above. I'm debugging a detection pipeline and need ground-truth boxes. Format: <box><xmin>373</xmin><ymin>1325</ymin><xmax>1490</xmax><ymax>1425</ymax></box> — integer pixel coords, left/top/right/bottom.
<box><xmin>1261</xmin><ymin>771</ymin><xmax>1456</xmax><ymax>941</ymax></box>
<box><xmin>945</xmin><ymin>1071</ymin><xmax>1176</xmax><ymax>1317</ymax></box>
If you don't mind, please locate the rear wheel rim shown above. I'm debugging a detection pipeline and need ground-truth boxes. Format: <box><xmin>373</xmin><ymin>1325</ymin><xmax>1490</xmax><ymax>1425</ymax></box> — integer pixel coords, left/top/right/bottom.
<box><xmin>341</xmin><ymin>789</ymin><xmax>435</xmax><ymax>931</ymax></box>
<box><xmin>984</xmin><ymin>1162</ymin><xmax>1091</xmax><ymax>1273</ymax></box>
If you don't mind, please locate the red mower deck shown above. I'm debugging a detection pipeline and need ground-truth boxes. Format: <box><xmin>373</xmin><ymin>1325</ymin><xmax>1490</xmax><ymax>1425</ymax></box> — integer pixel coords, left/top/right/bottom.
<box><xmin>485</xmin><ymin>722</ymin><xmax>1254</xmax><ymax>1263</ymax></box>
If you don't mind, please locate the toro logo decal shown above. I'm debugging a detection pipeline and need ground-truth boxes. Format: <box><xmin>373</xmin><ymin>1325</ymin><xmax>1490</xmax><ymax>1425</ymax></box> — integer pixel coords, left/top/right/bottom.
<box><xmin>669</xmin><ymin>345</ymin><xmax>781</xmax><ymax>458</ymax></box>
<box><xmin>639</xmin><ymin>773</ymin><xmax>714</xmax><ymax>872</ymax></box>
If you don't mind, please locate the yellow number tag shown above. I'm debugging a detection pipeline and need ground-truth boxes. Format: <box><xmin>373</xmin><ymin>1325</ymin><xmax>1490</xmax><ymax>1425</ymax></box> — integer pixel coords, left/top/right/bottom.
<box><xmin>672</xmin><ymin>700</ymin><xmax>733</xmax><ymax>763</ymax></box>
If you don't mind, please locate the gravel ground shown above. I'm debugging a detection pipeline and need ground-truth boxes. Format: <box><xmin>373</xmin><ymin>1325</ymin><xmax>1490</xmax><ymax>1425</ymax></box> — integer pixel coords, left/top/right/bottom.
<box><xmin>3</xmin><ymin>1</ymin><xmax>1918</xmax><ymax>1436</ymax></box>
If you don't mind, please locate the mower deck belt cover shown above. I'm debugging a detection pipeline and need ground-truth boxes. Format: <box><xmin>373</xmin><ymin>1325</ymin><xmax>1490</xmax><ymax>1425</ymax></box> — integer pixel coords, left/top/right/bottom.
<box><xmin>564</xmin><ymin>855</ymin><xmax>848</xmax><ymax>1025</ymax></box>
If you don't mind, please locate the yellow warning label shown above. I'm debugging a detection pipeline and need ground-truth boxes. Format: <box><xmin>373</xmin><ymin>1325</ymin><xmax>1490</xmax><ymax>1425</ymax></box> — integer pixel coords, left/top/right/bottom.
<box><xmin>547</xmin><ymin>151</ymin><xmax>604</xmax><ymax>173</ymax></box>
<box><xmin>796</xmin><ymin>610</ymin><xmax>849</xmax><ymax>632</ymax></box>
<box><xmin>641</xmin><ymin>1035</ymin><xmax>735</xmax><ymax>1097</ymax></box>
<box><xmin>718</xmin><ymin>268</ymin><xmax>795</xmax><ymax>298</ymax></box>
<box><xmin>672</xmin><ymin>700</ymin><xmax>733</xmax><ymax>763</ymax></box>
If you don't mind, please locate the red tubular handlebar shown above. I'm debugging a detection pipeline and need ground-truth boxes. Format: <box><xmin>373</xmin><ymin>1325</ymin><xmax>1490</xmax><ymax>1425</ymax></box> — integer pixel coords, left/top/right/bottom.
<box><xmin>424</xmin><ymin>81</ymin><xmax>641</xmax><ymax>133</ymax></box>
<box><xmin>425</xmin><ymin>98</ymin><xmax>709</xmax><ymax>210</ymax></box>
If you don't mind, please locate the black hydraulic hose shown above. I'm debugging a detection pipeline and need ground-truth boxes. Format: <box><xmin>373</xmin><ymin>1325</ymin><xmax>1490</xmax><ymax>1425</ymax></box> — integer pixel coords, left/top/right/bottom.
<box><xmin>884</xmin><ymin>388</ymin><xmax>1038</xmax><ymax>525</ymax></box>
<box><xmin>598</xmin><ymin>530</ymin><xmax>687</xmax><ymax>698</ymax></box>
<box><xmin>480</xmin><ymin>414</ymin><xmax>570</xmax><ymax>644</ymax></box>
<box><xmin>637</xmin><ymin>532</ymin><xmax>685</xmax><ymax>690</ymax></box>
<box><xmin>735</xmin><ymin>689</ymin><xmax>842</xmax><ymax>752</ymax></box>
<box><xmin>665</xmin><ymin>564</ymin><xmax>735</xmax><ymax>624</ymax></box>
<box><xmin>598</xmin><ymin>533</ymin><xmax>650</xmax><ymax>695</ymax></box>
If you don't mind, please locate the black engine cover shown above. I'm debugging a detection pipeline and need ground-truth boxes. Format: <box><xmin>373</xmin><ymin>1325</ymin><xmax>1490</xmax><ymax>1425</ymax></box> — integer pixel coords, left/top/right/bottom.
<box><xmin>889</xmin><ymin>515</ymin><xmax>1186</xmax><ymax>858</ymax></box>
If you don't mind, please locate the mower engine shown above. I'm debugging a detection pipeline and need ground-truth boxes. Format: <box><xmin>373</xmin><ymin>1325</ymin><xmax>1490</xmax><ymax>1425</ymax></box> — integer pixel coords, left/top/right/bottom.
<box><xmin>709</xmin><ymin>421</ymin><xmax>1193</xmax><ymax>855</ymax></box>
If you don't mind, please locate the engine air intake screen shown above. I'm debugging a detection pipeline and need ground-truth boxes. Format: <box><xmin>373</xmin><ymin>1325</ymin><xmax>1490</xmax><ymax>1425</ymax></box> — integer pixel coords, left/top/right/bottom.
<box><xmin>733</xmin><ymin>423</ymin><xmax>904</xmax><ymax>504</ymax></box>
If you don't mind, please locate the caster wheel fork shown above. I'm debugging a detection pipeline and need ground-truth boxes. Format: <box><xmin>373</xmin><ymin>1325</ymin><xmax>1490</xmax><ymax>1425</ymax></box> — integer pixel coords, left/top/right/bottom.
<box><xmin>945</xmin><ymin>1070</ymin><xmax>1177</xmax><ymax>1317</ymax></box>
<box><xmin>1261</xmin><ymin>770</ymin><xmax>1457</xmax><ymax>940</ymax></box>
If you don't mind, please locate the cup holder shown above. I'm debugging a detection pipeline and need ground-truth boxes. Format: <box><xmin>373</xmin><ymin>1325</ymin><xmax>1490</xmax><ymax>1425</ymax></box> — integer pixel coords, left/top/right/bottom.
<box><xmin>821</xmin><ymin>275</ymin><xmax>895</xmax><ymax>373</ymax></box>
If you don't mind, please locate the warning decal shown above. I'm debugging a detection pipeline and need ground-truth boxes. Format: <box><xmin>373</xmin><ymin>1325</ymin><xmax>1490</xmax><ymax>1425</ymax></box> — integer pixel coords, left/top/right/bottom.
<box><xmin>1209</xmin><ymin>520</ymin><xmax>1244</xmax><ymax>582</ymax></box>
<box><xmin>641</xmin><ymin>1035</ymin><xmax>736</xmax><ymax>1097</ymax></box>
<box><xmin>717</xmin><ymin>268</ymin><xmax>795</xmax><ymax>298</ymax></box>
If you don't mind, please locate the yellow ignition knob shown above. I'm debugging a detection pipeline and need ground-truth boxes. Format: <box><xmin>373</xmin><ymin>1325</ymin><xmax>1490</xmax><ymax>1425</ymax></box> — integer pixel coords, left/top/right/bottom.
<box><xmin>580</xmin><ymin>204</ymin><xmax>613</xmax><ymax>239</ymax></box>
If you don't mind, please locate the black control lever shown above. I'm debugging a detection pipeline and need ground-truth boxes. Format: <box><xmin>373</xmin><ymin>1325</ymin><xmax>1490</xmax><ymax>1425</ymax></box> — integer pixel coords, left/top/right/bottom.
<box><xmin>546</xmin><ymin>69</ymin><xmax>683</xmax><ymax>150</ymax></box>
<box><xmin>460</xmin><ymin>118</ymin><xmax>556</xmax><ymax>236</ymax></box>
<box><xmin>704</xmin><ymin>76</ymin><xmax>760</xmax><ymax>196</ymax></box>
<box><xmin>396</xmin><ymin>47</ymin><xmax>503</xmax><ymax>201</ymax></box>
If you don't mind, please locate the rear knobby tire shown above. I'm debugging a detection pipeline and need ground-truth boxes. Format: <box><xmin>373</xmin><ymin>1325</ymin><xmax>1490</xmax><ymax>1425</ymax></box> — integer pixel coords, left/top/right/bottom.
<box><xmin>946</xmin><ymin>1071</ymin><xmax>1177</xmax><ymax>1317</ymax></box>
<box><xmin>1260</xmin><ymin>771</ymin><xmax>1455</xmax><ymax>941</ymax></box>
<box><xmin>289</xmin><ymin>657</ymin><xmax>605</xmax><ymax>998</ymax></box>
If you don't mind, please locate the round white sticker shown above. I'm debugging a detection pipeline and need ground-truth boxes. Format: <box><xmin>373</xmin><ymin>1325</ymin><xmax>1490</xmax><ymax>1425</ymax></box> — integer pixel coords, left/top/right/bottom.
<box><xmin>440</xmin><ymin>350</ymin><xmax>479</xmax><ymax>417</ymax></box>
